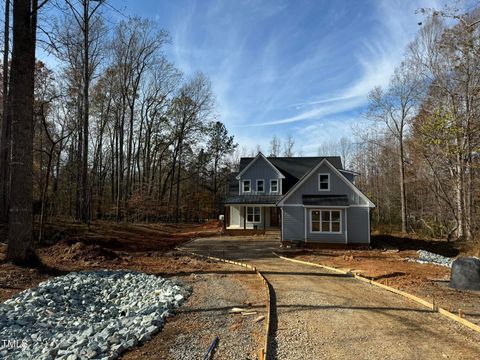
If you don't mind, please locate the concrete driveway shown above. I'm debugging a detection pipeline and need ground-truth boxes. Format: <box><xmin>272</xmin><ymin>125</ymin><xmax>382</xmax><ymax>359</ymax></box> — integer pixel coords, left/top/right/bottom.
<box><xmin>184</xmin><ymin>237</ymin><xmax>480</xmax><ymax>360</ymax></box>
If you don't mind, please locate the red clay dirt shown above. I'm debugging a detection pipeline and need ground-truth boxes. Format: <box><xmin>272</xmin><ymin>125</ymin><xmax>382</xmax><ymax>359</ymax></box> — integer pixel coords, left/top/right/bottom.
<box><xmin>0</xmin><ymin>220</ymin><xmax>265</xmax><ymax>359</ymax></box>
<box><xmin>0</xmin><ymin>220</ymin><xmax>222</xmax><ymax>301</ymax></box>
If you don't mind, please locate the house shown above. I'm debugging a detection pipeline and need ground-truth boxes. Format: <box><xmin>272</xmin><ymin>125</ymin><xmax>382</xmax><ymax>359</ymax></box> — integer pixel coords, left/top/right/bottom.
<box><xmin>223</xmin><ymin>153</ymin><xmax>375</xmax><ymax>245</ymax></box>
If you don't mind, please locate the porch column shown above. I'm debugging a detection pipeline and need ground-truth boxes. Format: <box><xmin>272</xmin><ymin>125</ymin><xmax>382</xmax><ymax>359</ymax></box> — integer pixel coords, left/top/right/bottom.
<box><xmin>263</xmin><ymin>207</ymin><xmax>266</xmax><ymax>230</ymax></box>
<box><xmin>223</xmin><ymin>206</ymin><xmax>228</xmax><ymax>232</ymax></box>
<box><xmin>243</xmin><ymin>206</ymin><xmax>246</xmax><ymax>229</ymax></box>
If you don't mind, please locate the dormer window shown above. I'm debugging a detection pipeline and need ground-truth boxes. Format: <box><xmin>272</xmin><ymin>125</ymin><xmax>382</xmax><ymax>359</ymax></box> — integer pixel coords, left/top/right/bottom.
<box><xmin>318</xmin><ymin>174</ymin><xmax>330</xmax><ymax>191</ymax></box>
<box><xmin>270</xmin><ymin>179</ymin><xmax>278</xmax><ymax>193</ymax></box>
<box><xmin>257</xmin><ymin>179</ymin><xmax>264</xmax><ymax>192</ymax></box>
<box><xmin>243</xmin><ymin>180</ymin><xmax>251</xmax><ymax>193</ymax></box>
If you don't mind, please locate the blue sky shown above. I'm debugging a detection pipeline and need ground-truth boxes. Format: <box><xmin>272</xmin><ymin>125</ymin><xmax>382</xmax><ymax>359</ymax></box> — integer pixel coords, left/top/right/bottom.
<box><xmin>93</xmin><ymin>1</ymin><xmax>457</xmax><ymax>154</ymax></box>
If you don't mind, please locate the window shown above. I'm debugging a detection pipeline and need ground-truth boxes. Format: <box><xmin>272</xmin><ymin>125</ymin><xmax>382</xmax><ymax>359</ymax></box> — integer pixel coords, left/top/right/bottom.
<box><xmin>243</xmin><ymin>180</ymin><xmax>251</xmax><ymax>193</ymax></box>
<box><xmin>311</xmin><ymin>210</ymin><xmax>341</xmax><ymax>233</ymax></box>
<box><xmin>270</xmin><ymin>179</ymin><xmax>278</xmax><ymax>193</ymax></box>
<box><xmin>247</xmin><ymin>207</ymin><xmax>261</xmax><ymax>223</ymax></box>
<box><xmin>311</xmin><ymin>210</ymin><xmax>321</xmax><ymax>232</ymax></box>
<box><xmin>319</xmin><ymin>173</ymin><xmax>330</xmax><ymax>191</ymax></box>
<box><xmin>257</xmin><ymin>179</ymin><xmax>265</xmax><ymax>192</ymax></box>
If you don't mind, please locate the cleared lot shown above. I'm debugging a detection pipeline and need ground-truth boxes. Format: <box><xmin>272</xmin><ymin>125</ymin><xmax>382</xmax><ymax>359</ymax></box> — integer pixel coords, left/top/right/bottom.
<box><xmin>184</xmin><ymin>237</ymin><xmax>480</xmax><ymax>359</ymax></box>
<box><xmin>0</xmin><ymin>222</ymin><xmax>264</xmax><ymax>360</ymax></box>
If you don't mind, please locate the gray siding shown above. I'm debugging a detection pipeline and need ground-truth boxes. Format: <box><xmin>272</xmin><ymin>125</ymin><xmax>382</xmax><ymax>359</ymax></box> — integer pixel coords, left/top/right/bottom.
<box><xmin>283</xmin><ymin>163</ymin><xmax>367</xmax><ymax>205</ymax></box>
<box><xmin>239</xmin><ymin>157</ymin><xmax>282</xmax><ymax>195</ymax></box>
<box><xmin>282</xmin><ymin>207</ymin><xmax>304</xmax><ymax>241</ymax></box>
<box><xmin>346</xmin><ymin>207</ymin><xmax>370</xmax><ymax>243</ymax></box>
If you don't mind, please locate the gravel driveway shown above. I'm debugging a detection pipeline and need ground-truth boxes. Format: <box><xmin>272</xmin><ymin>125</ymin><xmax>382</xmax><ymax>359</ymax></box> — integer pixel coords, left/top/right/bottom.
<box><xmin>184</xmin><ymin>237</ymin><xmax>480</xmax><ymax>360</ymax></box>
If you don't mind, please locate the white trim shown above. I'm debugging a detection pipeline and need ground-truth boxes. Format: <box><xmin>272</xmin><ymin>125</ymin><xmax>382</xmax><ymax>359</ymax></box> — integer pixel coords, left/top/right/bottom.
<box><xmin>270</xmin><ymin>179</ymin><xmax>279</xmax><ymax>194</ymax></box>
<box><xmin>256</xmin><ymin>179</ymin><xmax>265</xmax><ymax>193</ymax></box>
<box><xmin>242</xmin><ymin>179</ymin><xmax>251</xmax><ymax>193</ymax></box>
<box><xmin>368</xmin><ymin>209</ymin><xmax>371</xmax><ymax>244</ymax></box>
<box><xmin>345</xmin><ymin>209</ymin><xmax>348</xmax><ymax>244</ymax></box>
<box><xmin>236</xmin><ymin>152</ymin><xmax>285</xmax><ymax>180</ymax></box>
<box><xmin>277</xmin><ymin>158</ymin><xmax>376</xmax><ymax>208</ymax></box>
<box><xmin>304</xmin><ymin>207</ymin><xmax>307</xmax><ymax>243</ymax></box>
<box><xmin>238</xmin><ymin>180</ymin><xmax>241</xmax><ymax>195</ymax></box>
<box><xmin>304</xmin><ymin>205</ymin><xmax>347</xmax><ymax>209</ymax></box>
<box><xmin>309</xmin><ymin>209</ymin><xmax>342</xmax><ymax>234</ymax></box>
<box><xmin>281</xmin><ymin>204</ymin><xmax>370</xmax><ymax>208</ymax></box>
<box><xmin>246</xmin><ymin>206</ymin><xmax>262</xmax><ymax>223</ymax></box>
<box><xmin>281</xmin><ymin>208</ymin><xmax>284</xmax><ymax>242</ymax></box>
<box><xmin>318</xmin><ymin>173</ymin><xmax>330</xmax><ymax>191</ymax></box>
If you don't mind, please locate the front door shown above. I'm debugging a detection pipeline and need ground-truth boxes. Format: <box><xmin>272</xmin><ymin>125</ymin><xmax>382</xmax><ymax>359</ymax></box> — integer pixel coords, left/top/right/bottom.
<box><xmin>270</xmin><ymin>207</ymin><xmax>279</xmax><ymax>227</ymax></box>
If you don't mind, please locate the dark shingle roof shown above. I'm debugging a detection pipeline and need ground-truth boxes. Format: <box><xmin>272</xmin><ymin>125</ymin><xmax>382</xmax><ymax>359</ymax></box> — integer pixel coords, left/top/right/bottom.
<box><xmin>223</xmin><ymin>195</ymin><xmax>282</xmax><ymax>205</ymax></box>
<box><xmin>302</xmin><ymin>195</ymin><xmax>349</xmax><ymax>206</ymax></box>
<box><xmin>231</xmin><ymin>156</ymin><xmax>343</xmax><ymax>195</ymax></box>
<box><xmin>239</xmin><ymin>156</ymin><xmax>343</xmax><ymax>179</ymax></box>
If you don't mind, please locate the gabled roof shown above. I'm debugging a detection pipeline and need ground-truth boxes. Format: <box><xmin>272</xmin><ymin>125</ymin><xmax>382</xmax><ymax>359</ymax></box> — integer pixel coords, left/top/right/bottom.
<box><xmin>277</xmin><ymin>158</ymin><xmax>376</xmax><ymax>208</ymax></box>
<box><xmin>235</xmin><ymin>152</ymin><xmax>285</xmax><ymax>180</ymax></box>
<box><xmin>238</xmin><ymin>156</ymin><xmax>343</xmax><ymax>188</ymax></box>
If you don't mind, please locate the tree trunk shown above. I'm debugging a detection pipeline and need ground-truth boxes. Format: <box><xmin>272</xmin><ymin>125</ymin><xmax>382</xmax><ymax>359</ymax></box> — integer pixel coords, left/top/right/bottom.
<box><xmin>6</xmin><ymin>0</ymin><xmax>37</xmax><ymax>263</ymax></box>
<box><xmin>399</xmin><ymin>140</ymin><xmax>407</xmax><ymax>234</ymax></box>
<box><xmin>39</xmin><ymin>143</ymin><xmax>54</xmax><ymax>243</ymax></box>
<box><xmin>175</xmin><ymin>149</ymin><xmax>182</xmax><ymax>223</ymax></box>
<box><xmin>455</xmin><ymin>146</ymin><xmax>465</xmax><ymax>239</ymax></box>
<box><xmin>80</xmin><ymin>0</ymin><xmax>90</xmax><ymax>223</ymax></box>
<box><xmin>0</xmin><ymin>0</ymin><xmax>10</xmax><ymax>223</ymax></box>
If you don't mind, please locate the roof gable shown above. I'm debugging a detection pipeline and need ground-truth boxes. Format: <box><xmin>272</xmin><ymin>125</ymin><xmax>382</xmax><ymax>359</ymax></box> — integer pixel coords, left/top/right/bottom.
<box><xmin>277</xmin><ymin>158</ymin><xmax>375</xmax><ymax>208</ymax></box>
<box><xmin>238</xmin><ymin>156</ymin><xmax>343</xmax><ymax>181</ymax></box>
<box><xmin>235</xmin><ymin>152</ymin><xmax>285</xmax><ymax>180</ymax></box>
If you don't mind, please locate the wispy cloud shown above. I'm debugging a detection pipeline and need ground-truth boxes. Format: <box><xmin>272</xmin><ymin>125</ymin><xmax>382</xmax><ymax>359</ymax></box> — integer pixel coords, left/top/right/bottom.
<box><xmin>247</xmin><ymin>0</ymin><xmax>431</xmax><ymax>128</ymax></box>
<box><xmin>124</xmin><ymin>0</ymin><xmax>453</xmax><ymax>154</ymax></box>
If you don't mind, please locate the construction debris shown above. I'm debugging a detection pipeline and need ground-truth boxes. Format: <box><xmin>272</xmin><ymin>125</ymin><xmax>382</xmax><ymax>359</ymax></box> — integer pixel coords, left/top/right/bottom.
<box><xmin>253</xmin><ymin>315</ymin><xmax>265</xmax><ymax>323</ymax></box>
<box><xmin>229</xmin><ymin>307</ymin><xmax>247</xmax><ymax>313</ymax></box>
<box><xmin>241</xmin><ymin>311</ymin><xmax>257</xmax><ymax>316</ymax></box>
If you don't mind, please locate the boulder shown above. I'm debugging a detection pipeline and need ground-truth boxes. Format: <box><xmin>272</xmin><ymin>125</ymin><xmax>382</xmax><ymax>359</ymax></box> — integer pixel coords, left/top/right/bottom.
<box><xmin>449</xmin><ymin>257</ymin><xmax>480</xmax><ymax>291</ymax></box>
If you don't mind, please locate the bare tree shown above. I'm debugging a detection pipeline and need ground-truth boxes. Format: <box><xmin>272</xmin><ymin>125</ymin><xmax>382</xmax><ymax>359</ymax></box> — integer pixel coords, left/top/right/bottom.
<box><xmin>168</xmin><ymin>73</ymin><xmax>214</xmax><ymax>221</ymax></box>
<box><xmin>63</xmin><ymin>0</ymin><xmax>104</xmax><ymax>223</ymax></box>
<box><xmin>283</xmin><ymin>135</ymin><xmax>295</xmax><ymax>157</ymax></box>
<box><xmin>269</xmin><ymin>135</ymin><xmax>281</xmax><ymax>157</ymax></box>
<box><xmin>367</xmin><ymin>60</ymin><xmax>426</xmax><ymax>234</ymax></box>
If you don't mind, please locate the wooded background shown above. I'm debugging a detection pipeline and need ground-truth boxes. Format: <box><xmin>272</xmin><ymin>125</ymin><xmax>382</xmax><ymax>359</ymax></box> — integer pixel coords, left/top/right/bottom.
<box><xmin>0</xmin><ymin>1</ymin><xmax>479</xmax><ymax>263</ymax></box>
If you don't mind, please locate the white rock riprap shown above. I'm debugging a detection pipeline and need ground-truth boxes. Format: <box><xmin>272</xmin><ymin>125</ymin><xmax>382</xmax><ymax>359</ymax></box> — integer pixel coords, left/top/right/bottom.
<box><xmin>411</xmin><ymin>250</ymin><xmax>455</xmax><ymax>268</ymax></box>
<box><xmin>0</xmin><ymin>270</ymin><xmax>190</xmax><ymax>360</ymax></box>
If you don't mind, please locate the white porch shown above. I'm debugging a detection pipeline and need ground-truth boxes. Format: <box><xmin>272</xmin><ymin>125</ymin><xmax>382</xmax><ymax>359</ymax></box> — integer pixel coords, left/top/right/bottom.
<box><xmin>225</xmin><ymin>205</ymin><xmax>280</xmax><ymax>230</ymax></box>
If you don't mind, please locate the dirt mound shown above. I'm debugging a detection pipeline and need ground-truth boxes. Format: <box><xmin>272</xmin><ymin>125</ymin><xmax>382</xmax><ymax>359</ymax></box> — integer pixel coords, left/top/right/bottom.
<box><xmin>45</xmin><ymin>241</ymin><xmax>118</xmax><ymax>262</ymax></box>
<box><xmin>199</xmin><ymin>219</ymin><xmax>222</xmax><ymax>229</ymax></box>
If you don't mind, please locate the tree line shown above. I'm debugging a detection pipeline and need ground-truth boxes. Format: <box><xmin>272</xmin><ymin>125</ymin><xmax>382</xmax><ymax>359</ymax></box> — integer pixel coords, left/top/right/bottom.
<box><xmin>352</xmin><ymin>7</ymin><xmax>480</xmax><ymax>244</ymax></box>
<box><xmin>0</xmin><ymin>0</ymin><xmax>236</xmax><ymax>263</ymax></box>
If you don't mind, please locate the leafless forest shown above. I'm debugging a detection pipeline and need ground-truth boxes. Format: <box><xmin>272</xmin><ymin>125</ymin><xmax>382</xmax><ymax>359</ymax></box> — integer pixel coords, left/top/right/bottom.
<box><xmin>355</xmin><ymin>10</ymin><xmax>480</xmax><ymax>247</ymax></box>
<box><xmin>0</xmin><ymin>1</ymin><xmax>479</xmax><ymax>263</ymax></box>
